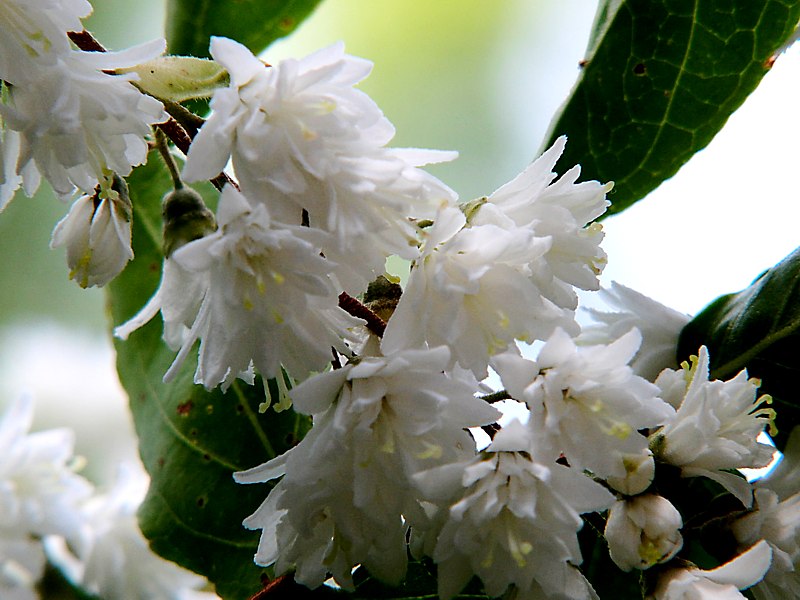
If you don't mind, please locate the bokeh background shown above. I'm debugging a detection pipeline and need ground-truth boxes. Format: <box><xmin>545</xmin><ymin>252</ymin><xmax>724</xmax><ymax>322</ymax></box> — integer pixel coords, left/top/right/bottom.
<box><xmin>1</xmin><ymin>0</ymin><xmax>799</xmax><ymax>483</ymax></box>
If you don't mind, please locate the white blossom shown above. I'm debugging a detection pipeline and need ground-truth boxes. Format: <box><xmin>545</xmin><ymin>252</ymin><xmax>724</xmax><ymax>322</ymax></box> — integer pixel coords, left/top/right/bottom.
<box><xmin>413</xmin><ymin>420</ymin><xmax>613</xmax><ymax>600</ymax></box>
<box><xmin>653</xmin><ymin>346</ymin><xmax>776</xmax><ymax>506</ymax></box>
<box><xmin>604</xmin><ymin>495</ymin><xmax>683</xmax><ymax>572</ymax></box>
<box><xmin>382</xmin><ymin>205</ymin><xmax>575</xmax><ymax>377</ymax></box>
<box><xmin>234</xmin><ymin>347</ymin><xmax>499</xmax><ymax>590</ymax></box>
<box><xmin>1</xmin><ymin>41</ymin><xmax>166</xmax><ymax>198</ymax></box>
<box><xmin>183</xmin><ymin>37</ymin><xmax>457</xmax><ymax>289</ymax></box>
<box><xmin>0</xmin><ymin>396</ymin><xmax>92</xmax><ymax>544</ymax></box>
<box><xmin>476</xmin><ymin>135</ymin><xmax>610</xmax><ymax>309</ymax></box>
<box><xmin>155</xmin><ymin>185</ymin><xmax>362</xmax><ymax>388</ymax></box>
<box><xmin>579</xmin><ymin>282</ymin><xmax>691</xmax><ymax>381</ymax></box>
<box><xmin>0</xmin><ymin>536</ymin><xmax>44</xmax><ymax>600</ymax></box>
<box><xmin>757</xmin><ymin>425</ymin><xmax>800</xmax><ymax>501</ymax></box>
<box><xmin>492</xmin><ymin>328</ymin><xmax>674</xmax><ymax>480</ymax></box>
<box><xmin>0</xmin><ymin>127</ymin><xmax>40</xmax><ymax>212</ymax></box>
<box><xmin>653</xmin><ymin>540</ymin><xmax>772</xmax><ymax>600</ymax></box>
<box><xmin>0</xmin><ymin>0</ymin><xmax>91</xmax><ymax>85</ymax></box>
<box><xmin>50</xmin><ymin>175</ymin><xmax>133</xmax><ymax>288</ymax></box>
<box><xmin>45</xmin><ymin>463</ymin><xmax>214</xmax><ymax>600</ymax></box>
<box><xmin>732</xmin><ymin>488</ymin><xmax>800</xmax><ymax>599</ymax></box>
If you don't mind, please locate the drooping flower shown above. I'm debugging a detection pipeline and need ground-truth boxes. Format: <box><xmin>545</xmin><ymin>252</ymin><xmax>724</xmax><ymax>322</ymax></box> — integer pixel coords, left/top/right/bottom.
<box><xmin>652</xmin><ymin>346</ymin><xmax>776</xmax><ymax>506</ymax></box>
<box><xmin>604</xmin><ymin>495</ymin><xmax>683</xmax><ymax>572</ymax></box>
<box><xmin>579</xmin><ymin>282</ymin><xmax>691</xmax><ymax>381</ymax></box>
<box><xmin>234</xmin><ymin>346</ymin><xmax>499</xmax><ymax>590</ymax></box>
<box><xmin>45</xmin><ymin>463</ymin><xmax>214</xmax><ymax>600</ymax></box>
<box><xmin>183</xmin><ymin>37</ymin><xmax>457</xmax><ymax>289</ymax></box>
<box><xmin>732</xmin><ymin>488</ymin><xmax>800</xmax><ymax>599</ymax></box>
<box><xmin>0</xmin><ymin>0</ymin><xmax>92</xmax><ymax>85</ymax></box>
<box><xmin>412</xmin><ymin>420</ymin><xmax>614</xmax><ymax>600</ymax></box>
<box><xmin>382</xmin><ymin>204</ymin><xmax>574</xmax><ymax>377</ymax></box>
<box><xmin>653</xmin><ymin>540</ymin><xmax>772</xmax><ymax>600</ymax></box>
<box><xmin>492</xmin><ymin>328</ymin><xmax>675</xmax><ymax>480</ymax></box>
<box><xmin>50</xmin><ymin>173</ymin><xmax>133</xmax><ymax>288</ymax></box>
<box><xmin>1</xmin><ymin>41</ymin><xmax>166</xmax><ymax>198</ymax></box>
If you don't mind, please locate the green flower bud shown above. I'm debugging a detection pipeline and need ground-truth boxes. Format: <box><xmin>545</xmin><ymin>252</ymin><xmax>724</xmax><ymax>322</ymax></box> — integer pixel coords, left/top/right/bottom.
<box><xmin>161</xmin><ymin>186</ymin><xmax>217</xmax><ymax>258</ymax></box>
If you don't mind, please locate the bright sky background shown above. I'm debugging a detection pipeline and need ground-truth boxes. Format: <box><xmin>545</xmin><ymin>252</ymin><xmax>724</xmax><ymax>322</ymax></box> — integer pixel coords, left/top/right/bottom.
<box><xmin>1</xmin><ymin>0</ymin><xmax>798</xmax><ymax>482</ymax></box>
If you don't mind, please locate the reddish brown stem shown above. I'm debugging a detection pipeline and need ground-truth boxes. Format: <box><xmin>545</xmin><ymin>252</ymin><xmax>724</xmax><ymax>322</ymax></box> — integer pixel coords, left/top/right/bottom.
<box><xmin>338</xmin><ymin>292</ymin><xmax>386</xmax><ymax>338</ymax></box>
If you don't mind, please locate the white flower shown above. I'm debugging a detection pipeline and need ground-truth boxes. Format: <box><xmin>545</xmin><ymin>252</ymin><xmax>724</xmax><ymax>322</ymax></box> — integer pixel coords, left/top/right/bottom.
<box><xmin>0</xmin><ymin>396</ymin><xmax>92</xmax><ymax>543</ymax></box>
<box><xmin>475</xmin><ymin>135</ymin><xmax>610</xmax><ymax>308</ymax></box>
<box><xmin>234</xmin><ymin>347</ymin><xmax>500</xmax><ymax>590</ymax></box>
<box><xmin>732</xmin><ymin>488</ymin><xmax>800</xmax><ymax>599</ymax></box>
<box><xmin>50</xmin><ymin>174</ymin><xmax>133</xmax><ymax>288</ymax></box>
<box><xmin>492</xmin><ymin>328</ymin><xmax>674</xmax><ymax>480</ymax></box>
<box><xmin>605</xmin><ymin>495</ymin><xmax>683</xmax><ymax>572</ymax></box>
<box><xmin>382</xmin><ymin>205</ymin><xmax>575</xmax><ymax>377</ymax></box>
<box><xmin>653</xmin><ymin>540</ymin><xmax>772</xmax><ymax>600</ymax></box>
<box><xmin>413</xmin><ymin>420</ymin><xmax>614</xmax><ymax>600</ymax></box>
<box><xmin>156</xmin><ymin>185</ymin><xmax>361</xmax><ymax>389</ymax></box>
<box><xmin>183</xmin><ymin>37</ymin><xmax>457</xmax><ymax>289</ymax></box>
<box><xmin>653</xmin><ymin>346</ymin><xmax>776</xmax><ymax>506</ymax></box>
<box><xmin>0</xmin><ymin>127</ymin><xmax>40</xmax><ymax>212</ymax></box>
<box><xmin>0</xmin><ymin>0</ymin><xmax>92</xmax><ymax>85</ymax></box>
<box><xmin>579</xmin><ymin>282</ymin><xmax>691</xmax><ymax>381</ymax></box>
<box><xmin>114</xmin><ymin>258</ymin><xmax>209</xmax><ymax>351</ymax></box>
<box><xmin>45</xmin><ymin>463</ymin><xmax>213</xmax><ymax>600</ymax></box>
<box><xmin>1</xmin><ymin>41</ymin><xmax>166</xmax><ymax>197</ymax></box>
<box><xmin>0</xmin><ymin>535</ymin><xmax>45</xmax><ymax>600</ymax></box>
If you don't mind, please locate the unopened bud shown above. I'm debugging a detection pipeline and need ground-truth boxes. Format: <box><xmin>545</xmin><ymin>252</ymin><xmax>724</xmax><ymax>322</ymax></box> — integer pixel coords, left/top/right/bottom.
<box><xmin>607</xmin><ymin>449</ymin><xmax>656</xmax><ymax>495</ymax></box>
<box><xmin>161</xmin><ymin>186</ymin><xmax>217</xmax><ymax>257</ymax></box>
<box><xmin>605</xmin><ymin>495</ymin><xmax>683</xmax><ymax>572</ymax></box>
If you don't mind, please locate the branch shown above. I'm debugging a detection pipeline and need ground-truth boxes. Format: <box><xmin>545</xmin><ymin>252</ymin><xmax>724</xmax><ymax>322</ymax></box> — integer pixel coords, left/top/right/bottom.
<box><xmin>338</xmin><ymin>292</ymin><xmax>386</xmax><ymax>338</ymax></box>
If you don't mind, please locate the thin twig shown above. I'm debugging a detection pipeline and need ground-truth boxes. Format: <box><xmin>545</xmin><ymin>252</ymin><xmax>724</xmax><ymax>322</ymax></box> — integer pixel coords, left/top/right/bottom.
<box><xmin>338</xmin><ymin>292</ymin><xmax>387</xmax><ymax>338</ymax></box>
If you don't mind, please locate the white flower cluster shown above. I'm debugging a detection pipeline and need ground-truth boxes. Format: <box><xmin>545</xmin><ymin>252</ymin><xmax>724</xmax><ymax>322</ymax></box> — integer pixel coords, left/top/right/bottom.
<box><xmin>0</xmin><ymin>397</ymin><xmax>213</xmax><ymax>600</ymax></box>
<box><xmin>3</xmin><ymin>4</ymin><xmax>796</xmax><ymax>597</ymax></box>
<box><xmin>0</xmin><ymin>0</ymin><xmax>167</xmax><ymax>286</ymax></box>
<box><xmin>109</xmin><ymin>35</ymin><xmax>800</xmax><ymax>599</ymax></box>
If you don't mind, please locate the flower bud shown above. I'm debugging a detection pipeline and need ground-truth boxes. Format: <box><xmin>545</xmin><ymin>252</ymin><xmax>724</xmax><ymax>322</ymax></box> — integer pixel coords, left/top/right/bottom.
<box><xmin>161</xmin><ymin>185</ymin><xmax>217</xmax><ymax>257</ymax></box>
<box><xmin>50</xmin><ymin>174</ymin><xmax>133</xmax><ymax>288</ymax></box>
<box><xmin>604</xmin><ymin>495</ymin><xmax>683</xmax><ymax>572</ymax></box>
<box><xmin>606</xmin><ymin>449</ymin><xmax>656</xmax><ymax>495</ymax></box>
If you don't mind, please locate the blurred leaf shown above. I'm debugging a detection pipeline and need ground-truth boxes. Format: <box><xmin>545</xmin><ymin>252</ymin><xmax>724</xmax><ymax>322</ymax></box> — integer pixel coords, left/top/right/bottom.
<box><xmin>165</xmin><ymin>0</ymin><xmax>325</xmax><ymax>58</ymax></box>
<box><xmin>107</xmin><ymin>154</ymin><xmax>312</xmax><ymax>599</ymax></box>
<box><xmin>544</xmin><ymin>0</ymin><xmax>800</xmax><ymax>217</ymax></box>
<box><xmin>677</xmin><ymin>245</ymin><xmax>800</xmax><ymax>450</ymax></box>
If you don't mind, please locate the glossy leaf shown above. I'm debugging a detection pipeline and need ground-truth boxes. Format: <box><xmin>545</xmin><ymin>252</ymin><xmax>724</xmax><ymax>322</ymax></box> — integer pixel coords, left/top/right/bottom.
<box><xmin>677</xmin><ymin>245</ymin><xmax>800</xmax><ymax>450</ymax></box>
<box><xmin>543</xmin><ymin>0</ymin><xmax>800</xmax><ymax>216</ymax></box>
<box><xmin>165</xmin><ymin>0</ymin><xmax>325</xmax><ymax>58</ymax></box>
<box><xmin>107</xmin><ymin>154</ymin><xmax>312</xmax><ymax>599</ymax></box>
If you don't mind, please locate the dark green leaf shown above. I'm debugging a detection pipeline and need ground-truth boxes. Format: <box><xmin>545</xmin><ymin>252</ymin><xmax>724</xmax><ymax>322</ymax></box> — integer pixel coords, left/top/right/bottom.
<box><xmin>165</xmin><ymin>0</ymin><xmax>326</xmax><ymax>58</ymax></box>
<box><xmin>543</xmin><ymin>0</ymin><xmax>800</xmax><ymax>217</ymax></box>
<box><xmin>677</xmin><ymin>245</ymin><xmax>800</xmax><ymax>450</ymax></box>
<box><xmin>107</xmin><ymin>154</ymin><xmax>311</xmax><ymax>599</ymax></box>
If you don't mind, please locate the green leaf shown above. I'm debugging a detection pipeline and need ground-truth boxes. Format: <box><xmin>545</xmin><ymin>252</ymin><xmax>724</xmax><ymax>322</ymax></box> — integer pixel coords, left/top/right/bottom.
<box><xmin>120</xmin><ymin>56</ymin><xmax>230</xmax><ymax>103</ymax></box>
<box><xmin>677</xmin><ymin>245</ymin><xmax>800</xmax><ymax>450</ymax></box>
<box><xmin>543</xmin><ymin>0</ymin><xmax>800</xmax><ymax>217</ymax></box>
<box><xmin>107</xmin><ymin>154</ymin><xmax>312</xmax><ymax>599</ymax></box>
<box><xmin>165</xmin><ymin>0</ymin><xmax>326</xmax><ymax>58</ymax></box>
